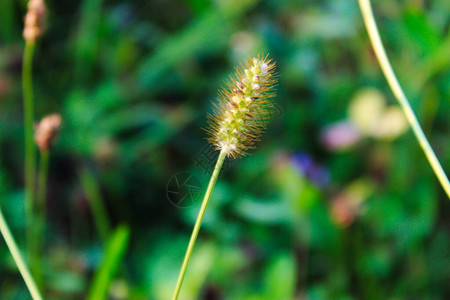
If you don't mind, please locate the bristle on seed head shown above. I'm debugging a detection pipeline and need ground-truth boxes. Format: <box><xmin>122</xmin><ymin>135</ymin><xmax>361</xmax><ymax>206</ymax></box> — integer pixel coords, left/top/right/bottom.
<box><xmin>207</xmin><ymin>55</ymin><xmax>277</xmax><ymax>158</ymax></box>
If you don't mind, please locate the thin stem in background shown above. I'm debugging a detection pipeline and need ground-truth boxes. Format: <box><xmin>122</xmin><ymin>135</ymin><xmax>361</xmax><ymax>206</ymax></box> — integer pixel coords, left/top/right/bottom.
<box><xmin>172</xmin><ymin>149</ymin><xmax>227</xmax><ymax>300</ymax></box>
<box><xmin>32</xmin><ymin>149</ymin><xmax>49</xmax><ymax>289</ymax></box>
<box><xmin>22</xmin><ymin>41</ymin><xmax>37</xmax><ymax>254</ymax></box>
<box><xmin>358</xmin><ymin>0</ymin><xmax>450</xmax><ymax>198</ymax></box>
<box><xmin>79</xmin><ymin>168</ymin><xmax>111</xmax><ymax>243</ymax></box>
<box><xmin>0</xmin><ymin>208</ymin><xmax>43</xmax><ymax>300</ymax></box>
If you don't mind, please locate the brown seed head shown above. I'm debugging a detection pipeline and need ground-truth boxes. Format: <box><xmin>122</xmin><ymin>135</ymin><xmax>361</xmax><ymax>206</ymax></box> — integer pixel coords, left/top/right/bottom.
<box><xmin>35</xmin><ymin>114</ymin><xmax>62</xmax><ymax>151</ymax></box>
<box><xmin>23</xmin><ymin>0</ymin><xmax>46</xmax><ymax>42</ymax></box>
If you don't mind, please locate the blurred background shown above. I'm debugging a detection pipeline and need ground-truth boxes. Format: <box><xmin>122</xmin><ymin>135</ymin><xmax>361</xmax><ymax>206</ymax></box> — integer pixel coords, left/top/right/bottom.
<box><xmin>0</xmin><ymin>0</ymin><xmax>449</xmax><ymax>299</ymax></box>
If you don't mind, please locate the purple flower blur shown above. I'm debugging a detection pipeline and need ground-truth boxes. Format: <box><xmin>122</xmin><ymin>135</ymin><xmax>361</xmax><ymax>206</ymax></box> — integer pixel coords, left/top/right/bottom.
<box><xmin>291</xmin><ymin>152</ymin><xmax>330</xmax><ymax>187</ymax></box>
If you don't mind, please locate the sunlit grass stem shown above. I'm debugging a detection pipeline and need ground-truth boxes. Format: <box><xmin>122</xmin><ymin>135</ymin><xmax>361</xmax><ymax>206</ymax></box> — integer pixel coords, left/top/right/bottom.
<box><xmin>358</xmin><ymin>0</ymin><xmax>450</xmax><ymax>198</ymax></box>
<box><xmin>172</xmin><ymin>149</ymin><xmax>226</xmax><ymax>300</ymax></box>
<box><xmin>0</xmin><ymin>208</ymin><xmax>43</xmax><ymax>300</ymax></box>
<box><xmin>172</xmin><ymin>56</ymin><xmax>276</xmax><ymax>299</ymax></box>
<box><xmin>22</xmin><ymin>41</ymin><xmax>37</xmax><ymax>256</ymax></box>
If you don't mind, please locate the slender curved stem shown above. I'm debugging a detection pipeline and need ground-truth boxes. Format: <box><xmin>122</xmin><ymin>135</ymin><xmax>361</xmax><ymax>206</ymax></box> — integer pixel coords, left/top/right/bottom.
<box><xmin>23</xmin><ymin>41</ymin><xmax>37</xmax><ymax>252</ymax></box>
<box><xmin>358</xmin><ymin>0</ymin><xmax>450</xmax><ymax>198</ymax></box>
<box><xmin>79</xmin><ymin>168</ymin><xmax>111</xmax><ymax>244</ymax></box>
<box><xmin>32</xmin><ymin>149</ymin><xmax>49</xmax><ymax>288</ymax></box>
<box><xmin>0</xmin><ymin>208</ymin><xmax>43</xmax><ymax>300</ymax></box>
<box><xmin>172</xmin><ymin>149</ymin><xmax>227</xmax><ymax>300</ymax></box>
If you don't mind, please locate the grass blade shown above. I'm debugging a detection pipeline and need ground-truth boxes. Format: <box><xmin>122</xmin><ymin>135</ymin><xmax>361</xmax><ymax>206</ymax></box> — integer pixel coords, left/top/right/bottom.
<box><xmin>87</xmin><ymin>224</ymin><xmax>130</xmax><ymax>300</ymax></box>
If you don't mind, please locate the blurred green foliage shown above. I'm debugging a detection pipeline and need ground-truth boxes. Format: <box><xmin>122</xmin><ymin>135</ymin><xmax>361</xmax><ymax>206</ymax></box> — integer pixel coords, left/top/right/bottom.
<box><xmin>0</xmin><ymin>0</ymin><xmax>449</xmax><ymax>299</ymax></box>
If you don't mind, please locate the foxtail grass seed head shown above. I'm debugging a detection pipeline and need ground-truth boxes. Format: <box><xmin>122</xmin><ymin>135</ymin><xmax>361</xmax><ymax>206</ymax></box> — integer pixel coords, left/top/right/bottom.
<box><xmin>207</xmin><ymin>55</ymin><xmax>277</xmax><ymax>157</ymax></box>
<box><xmin>23</xmin><ymin>0</ymin><xmax>46</xmax><ymax>42</ymax></box>
<box><xmin>34</xmin><ymin>114</ymin><xmax>61</xmax><ymax>151</ymax></box>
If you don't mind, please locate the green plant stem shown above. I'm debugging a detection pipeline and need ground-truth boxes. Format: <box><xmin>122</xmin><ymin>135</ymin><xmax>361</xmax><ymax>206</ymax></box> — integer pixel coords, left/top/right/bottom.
<box><xmin>79</xmin><ymin>168</ymin><xmax>111</xmax><ymax>243</ymax></box>
<box><xmin>0</xmin><ymin>207</ymin><xmax>43</xmax><ymax>300</ymax></box>
<box><xmin>22</xmin><ymin>41</ymin><xmax>37</xmax><ymax>254</ymax></box>
<box><xmin>32</xmin><ymin>149</ymin><xmax>49</xmax><ymax>289</ymax></box>
<box><xmin>358</xmin><ymin>0</ymin><xmax>450</xmax><ymax>198</ymax></box>
<box><xmin>172</xmin><ymin>149</ymin><xmax>227</xmax><ymax>300</ymax></box>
